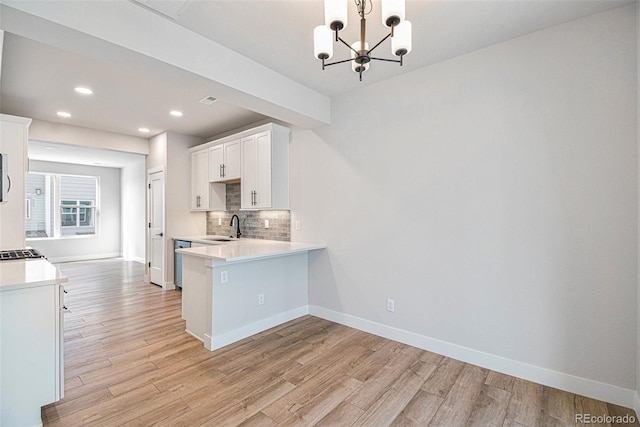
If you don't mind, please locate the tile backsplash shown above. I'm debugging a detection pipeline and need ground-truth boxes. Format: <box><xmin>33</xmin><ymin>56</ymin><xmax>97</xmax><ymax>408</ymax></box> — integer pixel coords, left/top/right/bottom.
<box><xmin>206</xmin><ymin>183</ymin><xmax>291</xmax><ymax>241</ymax></box>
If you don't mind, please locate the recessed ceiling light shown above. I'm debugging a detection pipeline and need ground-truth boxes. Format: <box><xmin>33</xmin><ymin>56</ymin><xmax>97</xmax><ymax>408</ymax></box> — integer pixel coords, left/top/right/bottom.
<box><xmin>45</xmin><ymin>146</ymin><xmax>55</xmax><ymax>150</ymax></box>
<box><xmin>138</xmin><ymin>127</ymin><xmax>150</xmax><ymax>133</ymax></box>
<box><xmin>57</xmin><ymin>111</ymin><xmax>71</xmax><ymax>118</ymax></box>
<box><xmin>170</xmin><ymin>110</ymin><xmax>183</xmax><ymax>117</ymax></box>
<box><xmin>75</xmin><ymin>87</ymin><xmax>93</xmax><ymax>95</ymax></box>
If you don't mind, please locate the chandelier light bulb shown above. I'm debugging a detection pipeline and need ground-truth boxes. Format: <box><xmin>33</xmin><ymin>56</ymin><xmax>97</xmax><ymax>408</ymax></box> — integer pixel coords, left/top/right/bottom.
<box><xmin>351</xmin><ymin>41</ymin><xmax>370</xmax><ymax>74</ymax></box>
<box><xmin>392</xmin><ymin>20</ymin><xmax>412</xmax><ymax>56</ymax></box>
<box><xmin>314</xmin><ymin>25</ymin><xmax>334</xmax><ymax>60</ymax></box>
<box><xmin>324</xmin><ymin>0</ymin><xmax>348</xmax><ymax>31</ymax></box>
<box><xmin>381</xmin><ymin>0</ymin><xmax>405</xmax><ymax>28</ymax></box>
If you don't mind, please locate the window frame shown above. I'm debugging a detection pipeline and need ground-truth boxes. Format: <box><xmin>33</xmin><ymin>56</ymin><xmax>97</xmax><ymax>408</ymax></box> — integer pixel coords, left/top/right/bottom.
<box><xmin>25</xmin><ymin>172</ymin><xmax>100</xmax><ymax>240</ymax></box>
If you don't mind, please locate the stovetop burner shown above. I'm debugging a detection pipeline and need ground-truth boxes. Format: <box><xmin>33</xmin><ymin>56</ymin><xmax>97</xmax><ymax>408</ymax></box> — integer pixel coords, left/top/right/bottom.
<box><xmin>0</xmin><ymin>248</ymin><xmax>45</xmax><ymax>261</ymax></box>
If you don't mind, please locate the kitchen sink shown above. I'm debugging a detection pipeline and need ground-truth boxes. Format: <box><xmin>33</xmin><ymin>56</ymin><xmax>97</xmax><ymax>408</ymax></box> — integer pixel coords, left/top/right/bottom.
<box><xmin>201</xmin><ymin>236</ymin><xmax>234</xmax><ymax>242</ymax></box>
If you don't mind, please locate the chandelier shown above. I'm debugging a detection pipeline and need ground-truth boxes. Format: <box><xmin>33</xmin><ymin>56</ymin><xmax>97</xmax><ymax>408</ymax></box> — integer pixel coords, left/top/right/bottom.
<box><xmin>313</xmin><ymin>0</ymin><xmax>412</xmax><ymax>81</ymax></box>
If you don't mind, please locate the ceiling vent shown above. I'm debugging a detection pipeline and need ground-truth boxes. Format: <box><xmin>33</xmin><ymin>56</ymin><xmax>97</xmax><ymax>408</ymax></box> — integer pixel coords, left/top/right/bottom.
<box><xmin>130</xmin><ymin>0</ymin><xmax>192</xmax><ymax>20</ymax></box>
<box><xmin>199</xmin><ymin>96</ymin><xmax>218</xmax><ymax>106</ymax></box>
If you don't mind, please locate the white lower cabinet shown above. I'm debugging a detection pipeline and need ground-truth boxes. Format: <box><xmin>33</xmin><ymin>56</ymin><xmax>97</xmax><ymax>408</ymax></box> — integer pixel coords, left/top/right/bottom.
<box><xmin>0</xmin><ymin>282</ymin><xmax>64</xmax><ymax>426</ymax></box>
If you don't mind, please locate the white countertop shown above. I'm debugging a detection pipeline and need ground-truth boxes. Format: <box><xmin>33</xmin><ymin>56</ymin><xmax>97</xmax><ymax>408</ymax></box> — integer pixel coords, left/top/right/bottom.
<box><xmin>175</xmin><ymin>238</ymin><xmax>326</xmax><ymax>263</ymax></box>
<box><xmin>0</xmin><ymin>259</ymin><xmax>68</xmax><ymax>292</ymax></box>
<box><xmin>173</xmin><ymin>235</ymin><xmax>238</xmax><ymax>246</ymax></box>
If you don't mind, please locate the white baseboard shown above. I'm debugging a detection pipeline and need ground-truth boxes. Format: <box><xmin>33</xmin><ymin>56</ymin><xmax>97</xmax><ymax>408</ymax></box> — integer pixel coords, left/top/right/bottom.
<box><xmin>204</xmin><ymin>305</ymin><xmax>309</xmax><ymax>351</ymax></box>
<box><xmin>164</xmin><ymin>281</ymin><xmax>176</xmax><ymax>291</ymax></box>
<box><xmin>309</xmin><ymin>305</ymin><xmax>635</xmax><ymax>409</ymax></box>
<box><xmin>634</xmin><ymin>390</ymin><xmax>640</xmax><ymax>419</ymax></box>
<box><xmin>49</xmin><ymin>252</ymin><xmax>122</xmax><ymax>263</ymax></box>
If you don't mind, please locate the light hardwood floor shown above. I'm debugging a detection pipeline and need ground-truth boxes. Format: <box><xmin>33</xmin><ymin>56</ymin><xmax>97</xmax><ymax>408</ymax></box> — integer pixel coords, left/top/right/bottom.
<box><xmin>42</xmin><ymin>259</ymin><xmax>638</xmax><ymax>426</ymax></box>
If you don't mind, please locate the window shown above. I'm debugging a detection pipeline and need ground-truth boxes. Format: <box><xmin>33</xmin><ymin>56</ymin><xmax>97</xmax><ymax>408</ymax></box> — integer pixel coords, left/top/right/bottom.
<box><xmin>26</xmin><ymin>173</ymin><xmax>99</xmax><ymax>239</ymax></box>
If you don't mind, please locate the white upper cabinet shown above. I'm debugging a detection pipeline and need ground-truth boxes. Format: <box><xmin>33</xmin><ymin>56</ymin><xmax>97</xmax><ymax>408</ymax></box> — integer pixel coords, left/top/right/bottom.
<box><xmin>191</xmin><ymin>149</ymin><xmax>209</xmax><ymax>210</ymax></box>
<box><xmin>208</xmin><ymin>139</ymin><xmax>241</xmax><ymax>182</ymax></box>
<box><xmin>191</xmin><ymin>149</ymin><xmax>225</xmax><ymax>211</ymax></box>
<box><xmin>0</xmin><ymin>114</ymin><xmax>31</xmax><ymax>250</ymax></box>
<box><xmin>241</xmin><ymin>124</ymin><xmax>290</xmax><ymax>210</ymax></box>
<box><xmin>190</xmin><ymin>122</ymin><xmax>290</xmax><ymax>211</ymax></box>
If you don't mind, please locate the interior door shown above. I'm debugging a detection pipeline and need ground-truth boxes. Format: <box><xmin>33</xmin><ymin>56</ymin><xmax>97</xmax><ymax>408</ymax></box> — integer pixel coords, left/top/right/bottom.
<box><xmin>148</xmin><ymin>170</ymin><xmax>165</xmax><ymax>286</ymax></box>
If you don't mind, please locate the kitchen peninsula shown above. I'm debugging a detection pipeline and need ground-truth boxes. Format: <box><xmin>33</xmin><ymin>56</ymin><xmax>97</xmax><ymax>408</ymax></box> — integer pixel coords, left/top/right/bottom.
<box><xmin>175</xmin><ymin>238</ymin><xmax>324</xmax><ymax>351</ymax></box>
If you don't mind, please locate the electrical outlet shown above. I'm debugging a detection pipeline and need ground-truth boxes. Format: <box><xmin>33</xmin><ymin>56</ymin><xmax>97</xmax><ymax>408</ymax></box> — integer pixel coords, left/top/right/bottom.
<box><xmin>220</xmin><ymin>271</ymin><xmax>228</xmax><ymax>283</ymax></box>
<box><xmin>265</xmin><ymin>219</ymin><xmax>269</xmax><ymax>229</ymax></box>
<box><xmin>386</xmin><ymin>298</ymin><xmax>395</xmax><ymax>312</ymax></box>
<box><xmin>295</xmin><ymin>220</ymin><xmax>301</xmax><ymax>231</ymax></box>
<box><xmin>258</xmin><ymin>293</ymin><xmax>265</xmax><ymax>305</ymax></box>
<box><xmin>218</xmin><ymin>218</ymin><xmax>222</xmax><ymax>225</ymax></box>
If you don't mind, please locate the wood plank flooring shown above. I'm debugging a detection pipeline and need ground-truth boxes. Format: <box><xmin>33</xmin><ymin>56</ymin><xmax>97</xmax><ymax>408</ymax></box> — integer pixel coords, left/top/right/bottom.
<box><xmin>42</xmin><ymin>259</ymin><xmax>638</xmax><ymax>426</ymax></box>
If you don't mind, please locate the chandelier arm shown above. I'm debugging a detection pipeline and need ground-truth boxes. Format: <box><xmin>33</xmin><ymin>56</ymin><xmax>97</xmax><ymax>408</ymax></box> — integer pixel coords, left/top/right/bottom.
<box><xmin>323</xmin><ymin>58</ymin><xmax>357</xmax><ymax>67</ymax></box>
<box><xmin>337</xmin><ymin>36</ymin><xmax>360</xmax><ymax>55</ymax></box>
<box><xmin>367</xmin><ymin>33</ymin><xmax>392</xmax><ymax>56</ymax></box>
<box><xmin>369</xmin><ymin>57</ymin><xmax>403</xmax><ymax>64</ymax></box>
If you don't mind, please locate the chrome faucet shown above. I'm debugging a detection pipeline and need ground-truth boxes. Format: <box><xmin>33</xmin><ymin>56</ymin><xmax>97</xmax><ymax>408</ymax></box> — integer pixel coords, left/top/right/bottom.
<box><xmin>230</xmin><ymin>214</ymin><xmax>242</xmax><ymax>239</ymax></box>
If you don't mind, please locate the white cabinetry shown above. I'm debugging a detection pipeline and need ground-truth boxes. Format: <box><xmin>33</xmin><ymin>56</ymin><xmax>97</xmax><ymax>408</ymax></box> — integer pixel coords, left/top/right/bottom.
<box><xmin>208</xmin><ymin>139</ymin><xmax>240</xmax><ymax>182</ymax></box>
<box><xmin>191</xmin><ymin>149</ymin><xmax>224</xmax><ymax>211</ymax></box>
<box><xmin>241</xmin><ymin>124</ymin><xmax>290</xmax><ymax>210</ymax></box>
<box><xmin>0</xmin><ymin>114</ymin><xmax>31</xmax><ymax>250</ymax></box>
<box><xmin>190</xmin><ymin>122</ymin><xmax>290</xmax><ymax>211</ymax></box>
<box><xmin>0</xmin><ymin>261</ymin><xmax>66</xmax><ymax>427</ymax></box>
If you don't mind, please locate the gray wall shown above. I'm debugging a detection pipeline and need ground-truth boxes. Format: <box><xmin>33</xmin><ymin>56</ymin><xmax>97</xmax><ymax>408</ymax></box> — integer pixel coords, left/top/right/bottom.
<box><xmin>291</xmin><ymin>6</ymin><xmax>636</xmax><ymax>405</ymax></box>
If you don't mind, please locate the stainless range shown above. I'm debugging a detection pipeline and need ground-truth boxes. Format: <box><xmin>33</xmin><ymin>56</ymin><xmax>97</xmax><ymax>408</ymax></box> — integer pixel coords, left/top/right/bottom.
<box><xmin>0</xmin><ymin>248</ymin><xmax>45</xmax><ymax>261</ymax></box>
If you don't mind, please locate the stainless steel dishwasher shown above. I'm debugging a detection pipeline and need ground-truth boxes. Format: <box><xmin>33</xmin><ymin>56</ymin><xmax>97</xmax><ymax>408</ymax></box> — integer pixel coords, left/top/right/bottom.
<box><xmin>174</xmin><ymin>239</ymin><xmax>191</xmax><ymax>289</ymax></box>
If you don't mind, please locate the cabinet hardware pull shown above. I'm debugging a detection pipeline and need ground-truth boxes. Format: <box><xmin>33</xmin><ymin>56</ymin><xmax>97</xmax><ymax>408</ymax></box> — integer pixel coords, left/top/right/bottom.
<box><xmin>220</xmin><ymin>164</ymin><xmax>223</xmax><ymax>178</ymax></box>
<box><xmin>222</xmin><ymin>164</ymin><xmax>226</xmax><ymax>178</ymax></box>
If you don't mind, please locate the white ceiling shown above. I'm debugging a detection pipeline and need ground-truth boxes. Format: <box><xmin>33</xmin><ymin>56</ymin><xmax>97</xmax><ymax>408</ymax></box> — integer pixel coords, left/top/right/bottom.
<box><xmin>0</xmin><ymin>0</ymin><xmax>634</xmax><ymax>143</ymax></box>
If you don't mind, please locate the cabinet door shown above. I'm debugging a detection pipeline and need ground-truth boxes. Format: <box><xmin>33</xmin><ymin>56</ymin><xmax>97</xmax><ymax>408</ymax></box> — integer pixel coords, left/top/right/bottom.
<box><xmin>208</xmin><ymin>145</ymin><xmax>224</xmax><ymax>182</ymax></box>
<box><xmin>223</xmin><ymin>139</ymin><xmax>241</xmax><ymax>180</ymax></box>
<box><xmin>0</xmin><ymin>284</ymin><xmax>60</xmax><ymax>426</ymax></box>
<box><xmin>241</xmin><ymin>135</ymin><xmax>258</xmax><ymax>209</ymax></box>
<box><xmin>190</xmin><ymin>150</ymin><xmax>209</xmax><ymax>210</ymax></box>
<box><xmin>0</xmin><ymin>116</ymin><xmax>29</xmax><ymax>250</ymax></box>
<box><xmin>254</xmin><ymin>131</ymin><xmax>272</xmax><ymax>209</ymax></box>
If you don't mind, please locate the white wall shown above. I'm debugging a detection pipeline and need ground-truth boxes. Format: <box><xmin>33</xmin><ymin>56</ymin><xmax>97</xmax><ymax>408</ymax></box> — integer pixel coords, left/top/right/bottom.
<box><xmin>28</xmin><ymin>160</ymin><xmax>121</xmax><ymax>262</ymax></box>
<box><xmin>121</xmin><ymin>156</ymin><xmax>145</xmax><ymax>263</ymax></box>
<box><xmin>147</xmin><ymin>131</ymin><xmax>205</xmax><ymax>286</ymax></box>
<box><xmin>291</xmin><ymin>6</ymin><xmax>637</xmax><ymax>407</ymax></box>
<box><xmin>26</xmin><ymin>120</ymin><xmax>147</xmax><ymax>263</ymax></box>
<box><xmin>30</xmin><ymin>120</ymin><xmax>148</xmax><ymax>155</ymax></box>
<box><xmin>165</xmin><ymin>131</ymin><xmax>206</xmax><ymax>285</ymax></box>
